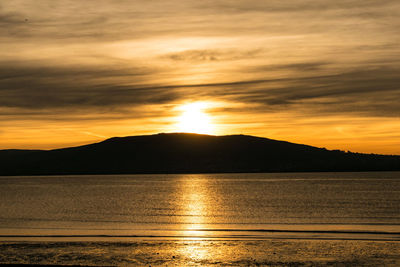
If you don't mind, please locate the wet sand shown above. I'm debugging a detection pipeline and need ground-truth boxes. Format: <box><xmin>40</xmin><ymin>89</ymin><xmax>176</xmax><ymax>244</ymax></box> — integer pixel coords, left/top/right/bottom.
<box><xmin>1</xmin><ymin>239</ymin><xmax>400</xmax><ymax>266</ymax></box>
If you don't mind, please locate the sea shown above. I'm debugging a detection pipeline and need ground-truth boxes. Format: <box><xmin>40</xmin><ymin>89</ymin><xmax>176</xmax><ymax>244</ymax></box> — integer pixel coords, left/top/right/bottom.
<box><xmin>1</xmin><ymin>172</ymin><xmax>400</xmax><ymax>241</ymax></box>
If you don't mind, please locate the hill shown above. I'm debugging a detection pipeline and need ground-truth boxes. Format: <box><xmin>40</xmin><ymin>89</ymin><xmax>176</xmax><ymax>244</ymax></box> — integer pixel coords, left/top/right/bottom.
<box><xmin>0</xmin><ymin>133</ymin><xmax>399</xmax><ymax>175</ymax></box>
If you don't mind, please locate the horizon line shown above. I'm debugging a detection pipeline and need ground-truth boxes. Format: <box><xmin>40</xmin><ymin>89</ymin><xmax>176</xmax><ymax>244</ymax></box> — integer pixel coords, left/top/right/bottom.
<box><xmin>1</xmin><ymin>132</ymin><xmax>399</xmax><ymax>157</ymax></box>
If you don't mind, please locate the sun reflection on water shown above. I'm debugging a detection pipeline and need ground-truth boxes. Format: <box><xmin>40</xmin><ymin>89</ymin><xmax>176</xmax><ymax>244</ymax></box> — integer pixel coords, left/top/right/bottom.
<box><xmin>177</xmin><ymin>175</ymin><xmax>212</xmax><ymax>261</ymax></box>
<box><xmin>179</xmin><ymin>175</ymin><xmax>209</xmax><ymax>238</ymax></box>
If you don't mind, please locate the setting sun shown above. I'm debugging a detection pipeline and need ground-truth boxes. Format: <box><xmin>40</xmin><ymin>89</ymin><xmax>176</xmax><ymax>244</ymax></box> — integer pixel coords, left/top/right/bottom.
<box><xmin>176</xmin><ymin>102</ymin><xmax>215</xmax><ymax>135</ymax></box>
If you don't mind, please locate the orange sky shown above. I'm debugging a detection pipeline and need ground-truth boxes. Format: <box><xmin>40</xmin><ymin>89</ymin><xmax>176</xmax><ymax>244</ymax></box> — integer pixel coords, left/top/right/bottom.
<box><xmin>1</xmin><ymin>1</ymin><xmax>400</xmax><ymax>154</ymax></box>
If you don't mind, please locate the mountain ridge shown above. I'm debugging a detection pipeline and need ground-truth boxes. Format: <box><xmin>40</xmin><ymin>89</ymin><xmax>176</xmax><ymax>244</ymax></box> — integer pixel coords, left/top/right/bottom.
<box><xmin>1</xmin><ymin>132</ymin><xmax>399</xmax><ymax>175</ymax></box>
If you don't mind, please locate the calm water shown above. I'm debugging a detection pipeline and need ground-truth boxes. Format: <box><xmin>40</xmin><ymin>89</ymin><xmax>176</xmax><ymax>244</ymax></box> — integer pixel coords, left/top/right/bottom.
<box><xmin>1</xmin><ymin>172</ymin><xmax>400</xmax><ymax>241</ymax></box>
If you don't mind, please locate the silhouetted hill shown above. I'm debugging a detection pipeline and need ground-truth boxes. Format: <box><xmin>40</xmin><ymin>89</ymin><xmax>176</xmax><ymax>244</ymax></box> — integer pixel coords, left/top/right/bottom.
<box><xmin>0</xmin><ymin>133</ymin><xmax>399</xmax><ymax>175</ymax></box>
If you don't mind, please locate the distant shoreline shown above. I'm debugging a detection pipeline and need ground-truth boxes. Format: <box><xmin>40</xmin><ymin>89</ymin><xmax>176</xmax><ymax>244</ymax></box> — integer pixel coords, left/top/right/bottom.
<box><xmin>1</xmin><ymin>133</ymin><xmax>400</xmax><ymax>176</ymax></box>
<box><xmin>1</xmin><ymin>169</ymin><xmax>400</xmax><ymax>177</ymax></box>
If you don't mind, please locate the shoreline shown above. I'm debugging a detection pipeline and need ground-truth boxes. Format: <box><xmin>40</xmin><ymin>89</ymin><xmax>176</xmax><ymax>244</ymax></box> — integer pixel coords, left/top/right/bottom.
<box><xmin>2</xmin><ymin>224</ymin><xmax>400</xmax><ymax>242</ymax></box>
<box><xmin>1</xmin><ymin>239</ymin><xmax>400</xmax><ymax>266</ymax></box>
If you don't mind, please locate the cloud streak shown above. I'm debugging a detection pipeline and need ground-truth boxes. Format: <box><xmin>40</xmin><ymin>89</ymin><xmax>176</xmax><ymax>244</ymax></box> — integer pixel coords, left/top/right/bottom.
<box><xmin>1</xmin><ymin>60</ymin><xmax>399</xmax><ymax>118</ymax></box>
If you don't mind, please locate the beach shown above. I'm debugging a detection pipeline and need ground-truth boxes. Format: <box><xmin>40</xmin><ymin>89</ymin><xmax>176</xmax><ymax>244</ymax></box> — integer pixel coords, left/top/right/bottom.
<box><xmin>1</xmin><ymin>239</ymin><xmax>400</xmax><ymax>266</ymax></box>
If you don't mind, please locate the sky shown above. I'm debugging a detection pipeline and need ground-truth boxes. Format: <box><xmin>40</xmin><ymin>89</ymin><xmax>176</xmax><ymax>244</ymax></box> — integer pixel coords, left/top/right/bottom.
<box><xmin>1</xmin><ymin>0</ymin><xmax>400</xmax><ymax>154</ymax></box>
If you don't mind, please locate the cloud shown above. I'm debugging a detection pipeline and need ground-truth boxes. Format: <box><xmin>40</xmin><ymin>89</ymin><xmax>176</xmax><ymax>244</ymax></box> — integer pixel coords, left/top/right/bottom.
<box><xmin>196</xmin><ymin>0</ymin><xmax>400</xmax><ymax>13</ymax></box>
<box><xmin>219</xmin><ymin>67</ymin><xmax>400</xmax><ymax>116</ymax></box>
<box><xmin>1</xmin><ymin>0</ymin><xmax>399</xmax><ymax>43</ymax></box>
<box><xmin>163</xmin><ymin>49</ymin><xmax>264</xmax><ymax>62</ymax></box>
<box><xmin>1</xmin><ymin>55</ymin><xmax>399</xmax><ymax>121</ymax></box>
<box><xmin>248</xmin><ymin>62</ymin><xmax>330</xmax><ymax>72</ymax></box>
<box><xmin>0</xmin><ymin>60</ymin><xmax>170</xmax><ymax>109</ymax></box>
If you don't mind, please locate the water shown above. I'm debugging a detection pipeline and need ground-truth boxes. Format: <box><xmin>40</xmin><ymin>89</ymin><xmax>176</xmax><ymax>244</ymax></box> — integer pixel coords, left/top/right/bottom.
<box><xmin>1</xmin><ymin>172</ymin><xmax>400</xmax><ymax>241</ymax></box>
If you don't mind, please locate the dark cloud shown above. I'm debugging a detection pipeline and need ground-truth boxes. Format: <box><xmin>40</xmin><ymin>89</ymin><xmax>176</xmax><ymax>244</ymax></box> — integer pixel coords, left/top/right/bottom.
<box><xmin>164</xmin><ymin>49</ymin><xmax>263</xmax><ymax>62</ymax></box>
<box><xmin>0</xmin><ymin>61</ymin><xmax>171</xmax><ymax>109</ymax></box>
<box><xmin>220</xmin><ymin>67</ymin><xmax>400</xmax><ymax>117</ymax></box>
<box><xmin>1</xmin><ymin>57</ymin><xmax>399</xmax><ymax>119</ymax></box>
<box><xmin>0</xmin><ymin>11</ymin><xmax>26</xmax><ymax>24</ymax></box>
<box><xmin>248</xmin><ymin>62</ymin><xmax>330</xmax><ymax>72</ymax></box>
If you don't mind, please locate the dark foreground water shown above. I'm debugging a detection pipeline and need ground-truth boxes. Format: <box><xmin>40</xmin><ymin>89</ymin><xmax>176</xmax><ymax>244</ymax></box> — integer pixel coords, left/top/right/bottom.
<box><xmin>0</xmin><ymin>172</ymin><xmax>400</xmax><ymax>241</ymax></box>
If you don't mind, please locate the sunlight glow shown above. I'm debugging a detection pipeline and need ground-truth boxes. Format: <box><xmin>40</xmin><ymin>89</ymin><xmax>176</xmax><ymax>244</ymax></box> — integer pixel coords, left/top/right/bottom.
<box><xmin>176</xmin><ymin>102</ymin><xmax>215</xmax><ymax>134</ymax></box>
<box><xmin>179</xmin><ymin>175</ymin><xmax>209</xmax><ymax>239</ymax></box>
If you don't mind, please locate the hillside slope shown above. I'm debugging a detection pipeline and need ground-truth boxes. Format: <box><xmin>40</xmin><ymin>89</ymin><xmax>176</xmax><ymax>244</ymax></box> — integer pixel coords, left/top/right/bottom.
<box><xmin>0</xmin><ymin>133</ymin><xmax>399</xmax><ymax>175</ymax></box>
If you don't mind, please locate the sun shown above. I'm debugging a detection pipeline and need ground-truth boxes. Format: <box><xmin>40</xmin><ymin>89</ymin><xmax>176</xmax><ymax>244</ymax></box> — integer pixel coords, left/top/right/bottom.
<box><xmin>176</xmin><ymin>102</ymin><xmax>215</xmax><ymax>134</ymax></box>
